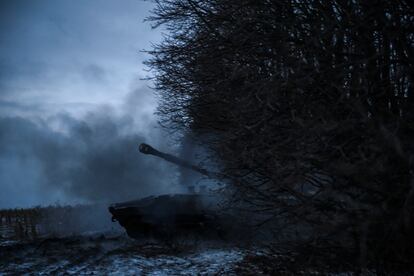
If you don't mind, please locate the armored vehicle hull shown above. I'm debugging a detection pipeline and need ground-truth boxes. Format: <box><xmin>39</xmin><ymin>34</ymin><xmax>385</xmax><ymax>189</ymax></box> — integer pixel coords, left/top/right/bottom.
<box><xmin>109</xmin><ymin>194</ymin><xmax>223</xmax><ymax>239</ymax></box>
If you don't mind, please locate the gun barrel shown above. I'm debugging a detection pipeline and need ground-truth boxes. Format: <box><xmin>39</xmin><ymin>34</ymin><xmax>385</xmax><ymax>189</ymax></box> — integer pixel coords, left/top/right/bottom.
<box><xmin>139</xmin><ymin>143</ymin><xmax>211</xmax><ymax>177</ymax></box>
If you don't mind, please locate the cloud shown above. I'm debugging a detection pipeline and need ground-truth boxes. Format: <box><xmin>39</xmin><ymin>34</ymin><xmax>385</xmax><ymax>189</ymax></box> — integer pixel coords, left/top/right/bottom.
<box><xmin>0</xmin><ymin>0</ymin><xmax>161</xmax><ymax>114</ymax></box>
<box><xmin>82</xmin><ymin>64</ymin><xmax>108</xmax><ymax>83</ymax></box>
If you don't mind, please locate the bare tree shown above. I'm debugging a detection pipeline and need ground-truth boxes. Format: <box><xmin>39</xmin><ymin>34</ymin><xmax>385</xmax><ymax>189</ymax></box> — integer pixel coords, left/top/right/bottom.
<box><xmin>146</xmin><ymin>0</ymin><xmax>414</xmax><ymax>271</ymax></box>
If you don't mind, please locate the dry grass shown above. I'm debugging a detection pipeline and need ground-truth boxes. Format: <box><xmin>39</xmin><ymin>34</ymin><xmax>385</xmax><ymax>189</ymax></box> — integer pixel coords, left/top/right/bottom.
<box><xmin>0</xmin><ymin>204</ymin><xmax>114</xmax><ymax>242</ymax></box>
<box><xmin>0</xmin><ymin>208</ymin><xmax>40</xmax><ymax>241</ymax></box>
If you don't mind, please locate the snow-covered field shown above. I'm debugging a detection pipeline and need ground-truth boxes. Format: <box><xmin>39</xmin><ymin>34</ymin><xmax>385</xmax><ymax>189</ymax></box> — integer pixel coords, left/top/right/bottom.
<box><xmin>0</xmin><ymin>234</ymin><xmax>255</xmax><ymax>275</ymax></box>
<box><xmin>0</xmin><ymin>206</ymin><xmax>269</xmax><ymax>275</ymax></box>
<box><xmin>0</xmin><ymin>234</ymin><xmax>384</xmax><ymax>275</ymax></box>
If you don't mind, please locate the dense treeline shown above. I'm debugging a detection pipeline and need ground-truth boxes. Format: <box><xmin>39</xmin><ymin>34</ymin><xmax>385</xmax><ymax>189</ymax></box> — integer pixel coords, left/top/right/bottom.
<box><xmin>147</xmin><ymin>0</ymin><xmax>414</xmax><ymax>271</ymax></box>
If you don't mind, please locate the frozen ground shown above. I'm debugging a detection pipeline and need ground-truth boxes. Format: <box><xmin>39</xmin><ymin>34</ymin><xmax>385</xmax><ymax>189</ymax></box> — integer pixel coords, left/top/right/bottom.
<box><xmin>0</xmin><ymin>234</ymin><xmax>259</xmax><ymax>275</ymax></box>
<box><xmin>0</xmin><ymin>233</ymin><xmax>379</xmax><ymax>275</ymax></box>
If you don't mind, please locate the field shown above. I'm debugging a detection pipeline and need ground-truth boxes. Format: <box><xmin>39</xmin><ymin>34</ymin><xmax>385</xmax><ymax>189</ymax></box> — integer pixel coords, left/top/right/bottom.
<box><xmin>0</xmin><ymin>205</ymin><xmax>270</xmax><ymax>275</ymax></box>
<box><xmin>0</xmin><ymin>205</ymin><xmax>370</xmax><ymax>275</ymax></box>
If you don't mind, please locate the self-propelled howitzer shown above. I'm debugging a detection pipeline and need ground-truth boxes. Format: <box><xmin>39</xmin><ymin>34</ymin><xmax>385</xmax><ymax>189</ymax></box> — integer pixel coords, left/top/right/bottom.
<box><xmin>108</xmin><ymin>143</ymin><xmax>225</xmax><ymax>239</ymax></box>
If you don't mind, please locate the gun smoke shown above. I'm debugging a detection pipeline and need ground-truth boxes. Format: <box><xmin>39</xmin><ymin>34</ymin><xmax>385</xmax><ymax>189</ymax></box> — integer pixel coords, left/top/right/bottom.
<box><xmin>0</xmin><ymin>106</ymin><xmax>183</xmax><ymax>209</ymax></box>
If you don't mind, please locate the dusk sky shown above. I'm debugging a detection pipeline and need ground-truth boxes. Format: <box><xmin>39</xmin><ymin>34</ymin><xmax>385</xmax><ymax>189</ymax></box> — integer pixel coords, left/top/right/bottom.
<box><xmin>0</xmin><ymin>0</ymin><xmax>183</xmax><ymax>208</ymax></box>
<box><xmin>0</xmin><ymin>0</ymin><xmax>160</xmax><ymax>118</ymax></box>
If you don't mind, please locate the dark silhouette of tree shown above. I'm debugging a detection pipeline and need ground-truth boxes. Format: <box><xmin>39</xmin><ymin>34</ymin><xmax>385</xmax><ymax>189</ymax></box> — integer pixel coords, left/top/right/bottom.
<box><xmin>146</xmin><ymin>0</ymin><xmax>414</xmax><ymax>271</ymax></box>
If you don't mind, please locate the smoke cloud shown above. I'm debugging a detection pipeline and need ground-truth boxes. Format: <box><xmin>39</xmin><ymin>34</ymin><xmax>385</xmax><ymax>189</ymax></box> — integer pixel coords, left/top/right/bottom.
<box><xmin>0</xmin><ymin>104</ymin><xmax>184</xmax><ymax>209</ymax></box>
<box><xmin>0</xmin><ymin>0</ymin><xmax>184</xmax><ymax>209</ymax></box>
